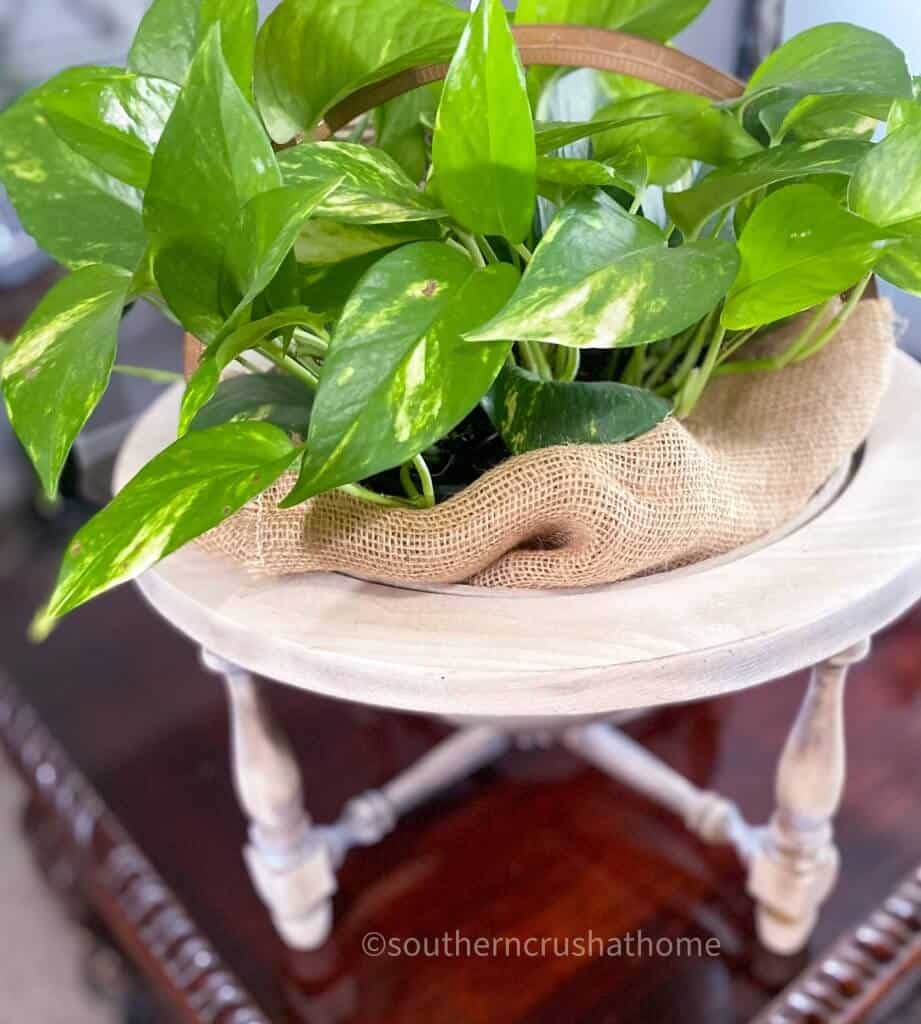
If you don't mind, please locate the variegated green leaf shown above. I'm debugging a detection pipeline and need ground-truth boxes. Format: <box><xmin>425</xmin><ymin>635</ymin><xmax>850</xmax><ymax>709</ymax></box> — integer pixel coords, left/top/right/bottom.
<box><xmin>190</xmin><ymin>373</ymin><xmax>314</xmax><ymax>435</ymax></box>
<box><xmin>374</xmin><ymin>85</ymin><xmax>440</xmax><ymax>183</ymax></box>
<box><xmin>849</xmin><ymin>122</ymin><xmax>921</xmax><ymax>227</ymax></box>
<box><xmin>432</xmin><ymin>0</ymin><xmax>536</xmax><ymax>243</ymax></box>
<box><xmin>282</xmin><ymin>243</ymin><xmax>519</xmax><ymax>505</ymax></box>
<box><xmin>0</xmin><ymin>71</ymin><xmax>147</xmax><ymax>271</ymax></box>
<box><xmin>39</xmin><ymin>70</ymin><xmax>179</xmax><ymax>189</ymax></box>
<box><xmin>278</xmin><ymin>142</ymin><xmax>443</xmax><ymax>224</ymax></box>
<box><xmin>592</xmin><ymin>92</ymin><xmax>761</xmax><ymax>167</ymax></box>
<box><xmin>128</xmin><ymin>0</ymin><xmax>258</xmax><ymax>98</ymax></box>
<box><xmin>534</xmin><ymin>112</ymin><xmax>674</xmax><ymax>156</ymax></box>
<box><xmin>722</xmin><ymin>185</ymin><xmax>891</xmax><ymax>329</ymax></box>
<box><xmin>484</xmin><ymin>364</ymin><xmax>670</xmax><ymax>453</ymax></box>
<box><xmin>224</xmin><ymin>180</ymin><xmax>344</xmax><ymax>318</ymax></box>
<box><xmin>1</xmin><ymin>265</ymin><xmax>133</xmax><ymax>497</ymax></box>
<box><xmin>520</xmin><ymin>0</ymin><xmax>707</xmax><ymax>42</ymax></box>
<box><xmin>255</xmin><ymin>0</ymin><xmax>466</xmax><ymax>142</ymax></box>
<box><xmin>537</xmin><ymin>153</ymin><xmax>646</xmax><ymax>200</ymax></box>
<box><xmin>665</xmin><ymin>139</ymin><xmax>872</xmax><ymax>238</ymax></box>
<box><xmin>876</xmin><ymin>235</ymin><xmax>921</xmax><ymax>296</ymax></box>
<box><xmin>467</xmin><ymin>192</ymin><xmax>738</xmax><ymax>349</ymax></box>
<box><xmin>32</xmin><ymin>423</ymin><xmax>299</xmax><ymax>636</ymax></box>
<box><xmin>294</xmin><ymin>219</ymin><xmax>439</xmax><ymax>265</ymax></box>
<box><xmin>744</xmin><ymin>24</ymin><xmax>911</xmax><ymax>141</ymax></box>
<box><xmin>145</xmin><ymin>26</ymin><xmax>282</xmax><ymax>341</ymax></box>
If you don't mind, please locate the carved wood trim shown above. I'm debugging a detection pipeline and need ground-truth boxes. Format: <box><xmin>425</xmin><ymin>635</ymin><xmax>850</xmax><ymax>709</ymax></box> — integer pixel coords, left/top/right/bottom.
<box><xmin>753</xmin><ymin>862</ymin><xmax>921</xmax><ymax>1024</ymax></box>
<box><xmin>0</xmin><ymin>673</ymin><xmax>269</xmax><ymax>1024</ymax></box>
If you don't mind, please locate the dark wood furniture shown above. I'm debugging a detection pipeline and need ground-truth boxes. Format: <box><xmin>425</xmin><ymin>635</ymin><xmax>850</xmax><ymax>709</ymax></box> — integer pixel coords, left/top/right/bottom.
<box><xmin>1</xmin><ymin>517</ymin><xmax>920</xmax><ymax>1023</ymax></box>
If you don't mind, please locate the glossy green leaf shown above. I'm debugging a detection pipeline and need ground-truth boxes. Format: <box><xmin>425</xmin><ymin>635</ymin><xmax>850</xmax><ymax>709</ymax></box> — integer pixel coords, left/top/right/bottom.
<box><xmin>773</xmin><ymin>94</ymin><xmax>887</xmax><ymax>143</ymax></box>
<box><xmin>523</xmin><ymin>0</ymin><xmax>707</xmax><ymax>42</ymax></box>
<box><xmin>1</xmin><ymin>265</ymin><xmax>133</xmax><ymax>497</ymax></box>
<box><xmin>537</xmin><ymin>154</ymin><xmax>646</xmax><ymax>199</ymax></box>
<box><xmin>255</xmin><ymin>0</ymin><xmax>466</xmax><ymax>143</ymax></box>
<box><xmin>128</xmin><ymin>0</ymin><xmax>258</xmax><ymax>98</ymax></box>
<box><xmin>467</xmin><ymin>192</ymin><xmax>739</xmax><ymax>349</ymax></box>
<box><xmin>744</xmin><ymin>24</ymin><xmax>911</xmax><ymax>139</ymax></box>
<box><xmin>485</xmin><ymin>364</ymin><xmax>670</xmax><ymax>453</ymax></box>
<box><xmin>145</xmin><ymin>26</ymin><xmax>282</xmax><ymax>340</ymax></box>
<box><xmin>534</xmin><ymin>112</ymin><xmax>667</xmax><ymax>156</ymax></box>
<box><xmin>282</xmin><ymin>243</ymin><xmax>519</xmax><ymax>504</ymax></box>
<box><xmin>592</xmin><ymin>92</ymin><xmax>761</xmax><ymax>167</ymax></box>
<box><xmin>374</xmin><ymin>85</ymin><xmax>440</xmax><ymax>183</ymax></box>
<box><xmin>849</xmin><ymin>123</ymin><xmax>921</xmax><ymax>227</ymax></box>
<box><xmin>278</xmin><ymin>142</ymin><xmax>443</xmax><ymax>224</ymax></box>
<box><xmin>876</xmin><ymin>236</ymin><xmax>921</xmax><ymax>296</ymax></box>
<box><xmin>888</xmin><ymin>98</ymin><xmax>921</xmax><ymax>133</ymax></box>
<box><xmin>224</xmin><ymin>180</ymin><xmax>344</xmax><ymax>318</ymax></box>
<box><xmin>297</xmin><ymin>254</ymin><xmax>389</xmax><ymax>319</ymax></box>
<box><xmin>432</xmin><ymin>0</ymin><xmax>536</xmax><ymax>243</ymax></box>
<box><xmin>39</xmin><ymin>70</ymin><xmax>179</xmax><ymax>189</ymax></box>
<box><xmin>722</xmin><ymin>185</ymin><xmax>889</xmax><ymax>330</ymax></box>
<box><xmin>190</xmin><ymin>373</ymin><xmax>314</xmax><ymax>435</ymax></box>
<box><xmin>665</xmin><ymin>139</ymin><xmax>872</xmax><ymax>238</ymax></box>
<box><xmin>294</xmin><ymin>219</ymin><xmax>439</xmax><ymax>266</ymax></box>
<box><xmin>33</xmin><ymin>423</ymin><xmax>299</xmax><ymax>634</ymax></box>
<box><xmin>179</xmin><ymin>307</ymin><xmax>323</xmax><ymax>433</ymax></box>
<box><xmin>0</xmin><ymin>72</ymin><xmax>147</xmax><ymax>271</ymax></box>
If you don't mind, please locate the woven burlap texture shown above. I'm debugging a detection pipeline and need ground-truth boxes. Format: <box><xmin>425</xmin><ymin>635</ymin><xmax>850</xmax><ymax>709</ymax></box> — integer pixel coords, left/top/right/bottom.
<box><xmin>197</xmin><ymin>299</ymin><xmax>893</xmax><ymax>589</ymax></box>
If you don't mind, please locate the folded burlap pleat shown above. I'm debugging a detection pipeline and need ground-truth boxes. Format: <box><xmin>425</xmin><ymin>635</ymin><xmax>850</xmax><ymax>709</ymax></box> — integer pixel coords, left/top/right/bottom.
<box><xmin>196</xmin><ymin>299</ymin><xmax>894</xmax><ymax>589</ymax></box>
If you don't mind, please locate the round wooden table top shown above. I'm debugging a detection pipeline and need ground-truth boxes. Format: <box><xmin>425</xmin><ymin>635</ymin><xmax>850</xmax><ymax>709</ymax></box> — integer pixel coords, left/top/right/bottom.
<box><xmin>117</xmin><ymin>351</ymin><xmax>921</xmax><ymax>720</ymax></box>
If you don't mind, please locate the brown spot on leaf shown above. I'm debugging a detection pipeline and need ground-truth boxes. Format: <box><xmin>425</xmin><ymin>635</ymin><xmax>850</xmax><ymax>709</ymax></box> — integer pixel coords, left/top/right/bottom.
<box><xmin>422</xmin><ymin>280</ymin><xmax>438</xmax><ymax>297</ymax></box>
<box><xmin>71</xmin><ymin>542</ymin><xmax>82</xmax><ymax>555</ymax></box>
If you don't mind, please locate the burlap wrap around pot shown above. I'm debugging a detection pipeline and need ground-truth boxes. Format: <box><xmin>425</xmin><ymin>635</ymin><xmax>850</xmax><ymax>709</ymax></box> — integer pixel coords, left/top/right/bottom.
<box><xmin>196</xmin><ymin>299</ymin><xmax>894</xmax><ymax>589</ymax></box>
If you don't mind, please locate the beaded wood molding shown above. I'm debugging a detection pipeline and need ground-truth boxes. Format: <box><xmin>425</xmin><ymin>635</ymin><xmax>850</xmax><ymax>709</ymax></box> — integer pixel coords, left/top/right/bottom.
<box><xmin>753</xmin><ymin>863</ymin><xmax>921</xmax><ymax>1024</ymax></box>
<box><xmin>0</xmin><ymin>672</ymin><xmax>269</xmax><ymax>1024</ymax></box>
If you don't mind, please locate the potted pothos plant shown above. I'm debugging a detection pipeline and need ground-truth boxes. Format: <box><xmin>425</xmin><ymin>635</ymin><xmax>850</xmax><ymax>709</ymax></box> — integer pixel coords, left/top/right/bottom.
<box><xmin>1</xmin><ymin>0</ymin><xmax>919</xmax><ymax>634</ymax></box>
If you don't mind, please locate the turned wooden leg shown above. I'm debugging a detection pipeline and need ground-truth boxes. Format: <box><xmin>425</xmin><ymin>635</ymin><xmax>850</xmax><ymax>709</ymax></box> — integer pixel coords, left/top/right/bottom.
<box><xmin>748</xmin><ymin>639</ymin><xmax>871</xmax><ymax>955</ymax></box>
<box><xmin>200</xmin><ymin>650</ymin><xmax>336</xmax><ymax>951</ymax></box>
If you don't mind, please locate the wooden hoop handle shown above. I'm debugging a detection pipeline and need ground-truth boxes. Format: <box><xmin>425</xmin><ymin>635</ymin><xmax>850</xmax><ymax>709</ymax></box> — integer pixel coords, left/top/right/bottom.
<box><xmin>316</xmin><ymin>24</ymin><xmax>744</xmax><ymax>140</ymax></box>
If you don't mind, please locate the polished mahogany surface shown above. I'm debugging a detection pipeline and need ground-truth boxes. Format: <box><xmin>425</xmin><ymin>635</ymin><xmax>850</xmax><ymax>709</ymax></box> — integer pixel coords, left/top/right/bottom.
<box><xmin>1</xmin><ymin>512</ymin><xmax>920</xmax><ymax>1023</ymax></box>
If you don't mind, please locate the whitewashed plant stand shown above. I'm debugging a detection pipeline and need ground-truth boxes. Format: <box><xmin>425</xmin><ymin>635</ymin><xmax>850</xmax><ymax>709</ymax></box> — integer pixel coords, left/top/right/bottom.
<box><xmin>114</xmin><ymin>350</ymin><xmax>921</xmax><ymax>958</ymax></box>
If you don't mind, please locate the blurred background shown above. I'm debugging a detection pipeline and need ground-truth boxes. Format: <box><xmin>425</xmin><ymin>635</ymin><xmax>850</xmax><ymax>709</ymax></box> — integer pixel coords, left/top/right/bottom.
<box><xmin>1</xmin><ymin>2</ymin><xmax>919</xmax><ymax>1022</ymax></box>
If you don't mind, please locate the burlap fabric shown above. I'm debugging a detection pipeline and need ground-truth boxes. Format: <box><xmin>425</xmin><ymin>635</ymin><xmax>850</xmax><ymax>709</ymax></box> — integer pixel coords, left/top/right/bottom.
<box><xmin>194</xmin><ymin>299</ymin><xmax>893</xmax><ymax>589</ymax></box>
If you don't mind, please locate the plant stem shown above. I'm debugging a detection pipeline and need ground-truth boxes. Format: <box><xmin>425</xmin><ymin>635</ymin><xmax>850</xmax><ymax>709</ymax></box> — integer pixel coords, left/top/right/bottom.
<box><xmin>112</xmin><ymin>364</ymin><xmax>183</xmax><ymax>383</ymax></box>
<box><xmin>676</xmin><ymin>324</ymin><xmax>725</xmax><ymax>418</ymax></box>
<box><xmin>475</xmin><ymin>234</ymin><xmax>500</xmax><ymax>265</ymax></box>
<box><xmin>644</xmin><ymin>328</ymin><xmax>694</xmax><ymax>389</ymax></box>
<box><xmin>792</xmin><ymin>274</ymin><xmax>872</xmax><ymax>363</ymax></box>
<box><xmin>338</xmin><ymin>483</ymin><xmax>419</xmax><ymax>509</ymax></box>
<box><xmin>623</xmin><ymin>344</ymin><xmax>647</xmax><ymax>386</ymax></box>
<box><xmin>555</xmin><ymin>345</ymin><xmax>580</xmax><ymax>382</ymax></box>
<box><xmin>662</xmin><ymin>312</ymin><xmax>712</xmax><ymax>395</ymax></box>
<box><xmin>454</xmin><ymin>229</ymin><xmax>486</xmax><ymax>268</ymax></box>
<box><xmin>259</xmin><ymin>344</ymin><xmax>319</xmax><ymax>388</ymax></box>
<box><xmin>513</xmin><ymin>242</ymin><xmax>533</xmax><ymax>264</ymax></box>
<box><xmin>412</xmin><ymin>454</ymin><xmax>435</xmax><ymax>507</ymax></box>
<box><xmin>520</xmin><ymin>340</ymin><xmax>553</xmax><ymax>380</ymax></box>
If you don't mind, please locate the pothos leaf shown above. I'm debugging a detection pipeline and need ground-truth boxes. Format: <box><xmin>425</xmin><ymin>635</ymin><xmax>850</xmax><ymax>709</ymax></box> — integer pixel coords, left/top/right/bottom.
<box><xmin>849</xmin><ymin>122</ymin><xmax>921</xmax><ymax>227</ymax></box>
<box><xmin>144</xmin><ymin>26</ymin><xmax>282</xmax><ymax>340</ymax></box>
<box><xmin>722</xmin><ymin>185</ymin><xmax>891</xmax><ymax>329</ymax></box>
<box><xmin>743</xmin><ymin>23</ymin><xmax>912</xmax><ymax>140</ymax></box>
<box><xmin>374</xmin><ymin>84</ymin><xmax>441</xmax><ymax>184</ymax></box>
<box><xmin>278</xmin><ymin>142</ymin><xmax>443</xmax><ymax>224</ymax></box>
<box><xmin>1</xmin><ymin>265</ymin><xmax>133</xmax><ymax>498</ymax></box>
<box><xmin>128</xmin><ymin>0</ymin><xmax>258</xmax><ymax>98</ymax></box>
<box><xmin>665</xmin><ymin>139</ymin><xmax>872</xmax><ymax>238</ymax></box>
<box><xmin>255</xmin><ymin>0</ymin><xmax>466</xmax><ymax>143</ymax></box>
<box><xmin>467</xmin><ymin>192</ymin><xmax>739</xmax><ymax>349</ymax></box>
<box><xmin>0</xmin><ymin>71</ymin><xmax>147</xmax><ymax>271</ymax></box>
<box><xmin>39</xmin><ymin>70</ymin><xmax>180</xmax><ymax>189</ymax></box>
<box><xmin>591</xmin><ymin>92</ymin><xmax>761</xmax><ymax>167</ymax></box>
<box><xmin>522</xmin><ymin>0</ymin><xmax>708</xmax><ymax>44</ymax></box>
<box><xmin>484</xmin><ymin>364</ymin><xmax>671</xmax><ymax>453</ymax></box>
<box><xmin>282</xmin><ymin>243</ymin><xmax>520</xmax><ymax>504</ymax></box>
<box><xmin>432</xmin><ymin>0</ymin><xmax>536</xmax><ymax>243</ymax></box>
<box><xmin>189</xmin><ymin>373</ymin><xmax>314</xmax><ymax>435</ymax></box>
<box><xmin>32</xmin><ymin>423</ymin><xmax>299</xmax><ymax>636</ymax></box>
